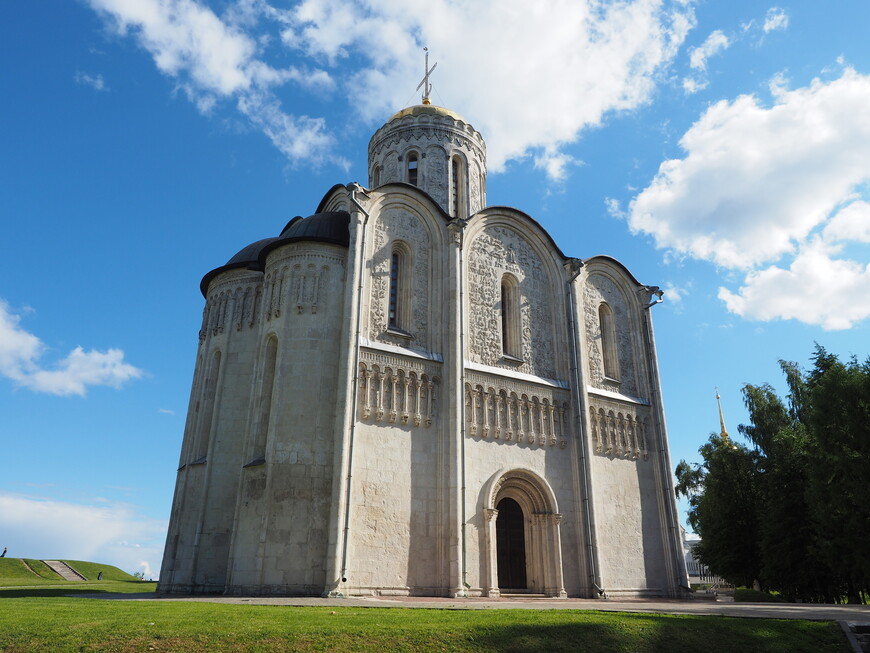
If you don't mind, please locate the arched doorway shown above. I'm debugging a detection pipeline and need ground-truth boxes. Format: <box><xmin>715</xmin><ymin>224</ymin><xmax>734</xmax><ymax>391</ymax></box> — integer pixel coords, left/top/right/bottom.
<box><xmin>482</xmin><ymin>467</ymin><xmax>567</xmax><ymax>598</ymax></box>
<box><xmin>496</xmin><ymin>497</ymin><xmax>527</xmax><ymax>590</ymax></box>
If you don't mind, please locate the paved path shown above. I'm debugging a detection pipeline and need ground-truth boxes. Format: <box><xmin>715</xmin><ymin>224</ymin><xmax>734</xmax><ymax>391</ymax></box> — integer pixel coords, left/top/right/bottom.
<box><xmin>84</xmin><ymin>593</ymin><xmax>870</xmax><ymax>623</ymax></box>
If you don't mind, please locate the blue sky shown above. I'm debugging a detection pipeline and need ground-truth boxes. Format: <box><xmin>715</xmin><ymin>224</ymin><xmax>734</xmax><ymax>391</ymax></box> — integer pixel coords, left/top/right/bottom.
<box><xmin>2</xmin><ymin>0</ymin><xmax>869</xmax><ymax>578</ymax></box>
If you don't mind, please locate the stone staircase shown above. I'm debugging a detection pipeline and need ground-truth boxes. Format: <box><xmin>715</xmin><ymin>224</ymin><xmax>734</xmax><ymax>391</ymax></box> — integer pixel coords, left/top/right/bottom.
<box><xmin>692</xmin><ymin>581</ymin><xmax>735</xmax><ymax>602</ymax></box>
<box><xmin>42</xmin><ymin>560</ymin><xmax>87</xmax><ymax>581</ymax></box>
<box><xmin>844</xmin><ymin>623</ymin><xmax>870</xmax><ymax>653</ymax></box>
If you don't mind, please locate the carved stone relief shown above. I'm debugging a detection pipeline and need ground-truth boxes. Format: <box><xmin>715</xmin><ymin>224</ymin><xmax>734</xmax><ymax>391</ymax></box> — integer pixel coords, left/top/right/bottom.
<box><xmin>369</xmin><ymin>209</ymin><xmax>431</xmax><ymax>346</ymax></box>
<box><xmin>383</xmin><ymin>152</ymin><xmax>399</xmax><ymax>185</ymax></box>
<box><xmin>583</xmin><ymin>274</ymin><xmax>639</xmax><ymax>396</ymax></box>
<box><xmin>357</xmin><ymin>359</ymin><xmax>439</xmax><ymax>427</ymax></box>
<box><xmin>588</xmin><ymin>399</ymin><xmax>650</xmax><ymax>461</ymax></box>
<box><xmin>469</xmin><ymin>161</ymin><xmax>482</xmax><ymax>215</ymax></box>
<box><xmin>425</xmin><ymin>145</ymin><xmax>448</xmax><ymax>209</ymax></box>
<box><xmin>467</xmin><ymin>226</ymin><xmax>556</xmax><ymax>379</ymax></box>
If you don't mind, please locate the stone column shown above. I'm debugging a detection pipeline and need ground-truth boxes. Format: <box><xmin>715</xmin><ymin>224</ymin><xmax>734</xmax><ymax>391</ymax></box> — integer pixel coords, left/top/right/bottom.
<box><xmin>323</xmin><ymin>196</ymin><xmax>367</xmax><ymax>597</ymax></box>
<box><xmin>446</xmin><ymin>218</ymin><xmax>467</xmax><ymax>597</ymax></box>
<box><xmin>550</xmin><ymin>514</ymin><xmax>567</xmax><ymax>598</ymax></box>
<box><xmin>483</xmin><ymin>508</ymin><xmax>500</xmax><ymax>597</ymax></box>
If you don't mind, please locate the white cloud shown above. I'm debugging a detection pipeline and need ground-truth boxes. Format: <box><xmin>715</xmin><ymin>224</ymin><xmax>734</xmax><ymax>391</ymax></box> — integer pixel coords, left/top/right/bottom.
<box><xmin>281</xmin><ymin>0</ymin><xmax>696</xmax><ymax>174</ymax></box>
<box><xmin>0</xmin><ymin>300</ymin><xmax>142</xmax><ymax>396</ymax></box>
<box><xmin>629</xmin><ymin>69</ymin><xmax>870</xmax><ymax>270</ymax></box>
<box><xmin>683</xmin><ymin>29</ymin><xmax>730</xmax><ymax>94</ymax></box>
<box><xmin>719</xmin><ymin>240</ymin><xmax>870</xmax><ymax>330</ymax></box>
<box><xmin>158</xmin><ymin>408</ymin><xmax>176</xmax><ymax>415</ymax></box>
<box><xmin>0</xmin><ymin>493</ymin><xmax>166</xmax><ymax>579</ymax></box>
<box><xmin>87</xmin><ymin>0</ymin><xmax>338</xmax><ymax>165</ymax></box>
<box><xmin>663</xmin><ymin>281</ymin><xmax>687</xmax><ymax>306</ymax></box>
<box><xmin>87</xmin><ymin>0</ymin><xmax>697</xmax><ymax>178</ymax></box>
<box><xmin>682</xmin><ymin>76</ymin><xmax>707</xmax><ymax>94</ymax></box>
<box><xmin>763</xmin><ymin>7</ymin><xmax>789</xmax><ymax>33</ymax></box>
<box><xmin>689</xmin><ymin>30</ymin><xmax>729</xmax><ymax>71</ymax></box>
<box><xmin>823</xmin><ymin>200</ymin><xmax>870</xmax><ymax>244</ymax></box>
<box><xmin>628</xmin><ymin>68</ymin><xmax>870</xmax><ymax>330</ymax></box>
<box><xmin>74</xmin><ymin>71</ymin><xmax>108</xmax><ymax>91</ymax></box>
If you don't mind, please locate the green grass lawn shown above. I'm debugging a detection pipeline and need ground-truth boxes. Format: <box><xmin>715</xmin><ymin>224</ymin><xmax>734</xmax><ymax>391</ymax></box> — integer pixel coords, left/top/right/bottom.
<box><xmin>0</xmin><ymin>593</ymin><xmax>850</xmax><ymax>652</ymax></box>
<box><xmin>0</xmin><ymin>561</ymin><xmax>851</xmax><ymax>653</ymax></box>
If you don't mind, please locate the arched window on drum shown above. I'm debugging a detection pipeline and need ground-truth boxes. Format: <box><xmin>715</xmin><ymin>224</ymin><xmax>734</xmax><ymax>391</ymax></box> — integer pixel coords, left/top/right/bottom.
<box><xmin>406</xmin><ymin>152</ymin><xmax>419</xmax><ymax>186</ymax></box>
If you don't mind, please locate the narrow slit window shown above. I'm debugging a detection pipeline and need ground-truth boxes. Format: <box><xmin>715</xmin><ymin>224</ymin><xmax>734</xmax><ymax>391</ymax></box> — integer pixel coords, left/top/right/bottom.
<box><xmin>387</xmin><ymin>243</ymin><xmax>412</xmax><ymax>335</ymax></box>
<box><xmin>250</xmin><ymin>336</ymin><xmax>277</xmax><ymax>464</ymax></box>
<box><xmin>599</xmin><ymin>303</ymin><xmax>619</xmax><ymax>380</ymax></box>
<box><xmin>195</xmin><ymin>350</ymin><xmax>221</xmax><ymax>462</ymax></box>
<box><xmin>452</xmin><ymin>158</ymin><xmax>459</xmax><ymax>216</ymax></box>
<box><xmin>407</xmin><ymin>153</ymin><xmax>418</xmax><ymax>186</ymax></box>
<box><xmin>389</xmin><ymin>252</ymin><xmax>400</xmax><ymax>327</ymax></box>
<box><xmin>501</xmin><ymin>274</ymin><xmax>521</xmax><ymax>359</ymax></box>
<box><xmin>451</xmin><ymin>156</ymin><xmax>466</xmax><ymax>218</ymax></box>
<box><xmin>372</xmin><ymin>165</ymin><xmax>381</xmax><ymax>187</ymax></box>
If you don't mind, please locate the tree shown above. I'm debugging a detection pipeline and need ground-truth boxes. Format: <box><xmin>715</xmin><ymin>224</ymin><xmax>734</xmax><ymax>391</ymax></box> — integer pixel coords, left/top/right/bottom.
<box><xmin>676</xmin><ymin>434</ymin><xmax>762</xmax><ymax>588</ymax></box>
<box><xmin>677</xmin><ymin>346</ymin><xmax>870</xmax><ymax>603</ymax></box>
<box><xmin>804</xmin><ymin>347</ymin><xmax>870</xmax><ymax>603</ymax></box>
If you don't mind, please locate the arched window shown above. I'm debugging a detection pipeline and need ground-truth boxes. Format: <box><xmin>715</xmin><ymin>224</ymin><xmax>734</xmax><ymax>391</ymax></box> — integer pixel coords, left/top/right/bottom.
<box><xmin>372</xmin><ymin>165</ymin><xmax>381</xmax><ymax>187</ymax></box>
<box><xmin>407</xmin><ymin>152</ymin><xmax>419</xmax><ymax>186</ymax></box>
<box><xmin>451</xmin><ymin>156</ymin><xmax>466</xmax><ymax>218</ymax></box>
<box><xmin>599</xmin><ymin>303</ymin><xmax>619</xmax><ymax>380</ymax></box>
<box><xmin>249</xmin><ymin>336</ymin><xmax>277</xmax><ymax>465</ymax></box>
<box><xmin>388</xmin><ymin>242</ymin><xmax>412</xmax><ymax>334</ymax></box>
<box><xmin>501</xmin><ymin>274</ymin><xmax>521</xmax><ymax>359</ymax></box>
<box><xmin>195</xmin><ymin>350</ymin><xmax>221</xmax><ymax>463</ymax></box>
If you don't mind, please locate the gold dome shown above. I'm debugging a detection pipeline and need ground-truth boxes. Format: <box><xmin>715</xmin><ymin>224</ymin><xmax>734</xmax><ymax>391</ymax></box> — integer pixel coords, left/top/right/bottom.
<box><xmin>387</xmin><ymin>104</ymin><xmax>467</xmax><ymax>124</ymax></box>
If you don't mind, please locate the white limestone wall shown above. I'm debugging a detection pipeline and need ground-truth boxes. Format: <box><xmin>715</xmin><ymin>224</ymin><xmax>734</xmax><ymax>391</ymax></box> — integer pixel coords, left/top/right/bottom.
<box><xmin>159</xmin><ymin>269</ymin><xmax>263</xmax><ymax>594</ymax></box>
<box><xmin>577</xmin><ymin>260</ymin><xmax>680</xmax><ymax>598</ymax></box>
<box><xmin>226</xmin><ymin>242</ymin><xmax>347</xmax><ymax>595</ymax></box>
<box><xmin>345</xmin><ymin>351</ymin><xmax>443</xmax><ymax>595</ymax></box>
<box><xmin>589</xmin><ymin>450</ymin><xmax>668</xmax><ymax>596</ymax></box>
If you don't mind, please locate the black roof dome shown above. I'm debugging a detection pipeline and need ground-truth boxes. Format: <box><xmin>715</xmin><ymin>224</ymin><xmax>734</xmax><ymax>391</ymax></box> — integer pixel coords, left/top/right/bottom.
<box><xmin>200</xmin><ymin>211</ymin><xmax>350</xmax><ymax>297</ymax></box>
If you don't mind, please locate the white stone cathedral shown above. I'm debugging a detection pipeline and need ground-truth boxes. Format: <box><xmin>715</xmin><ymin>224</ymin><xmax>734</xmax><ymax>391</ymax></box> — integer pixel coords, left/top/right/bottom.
<box><xmin>157</xmin><ymin>96</ymin><xmax>689</xmax><ymax>599</ymax></box>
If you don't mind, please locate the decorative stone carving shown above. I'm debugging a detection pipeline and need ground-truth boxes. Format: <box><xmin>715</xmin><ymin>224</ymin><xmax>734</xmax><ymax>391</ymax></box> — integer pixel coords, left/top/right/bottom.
<box><xmin>588</xmin><ymin>399</ymin><xmax>650</xmax><ymax>461</ymax></box>
<box><xmin>369</xmin><ymin>209</ymin><xmax>430</xmax><ymax>345</ymax></box>
<box><xmin>467</xmin><ymin>226</ymin><xmax>556</xmax><ymax>379</ymax></box>
<box><xmin>425</xmin><ymin>145</ymin><xmax>448</xmax><ymax>208</ymax></box>
<box><xmin>358</xmin><ymin>361</ymin><xmax>438</xmax><ymax>428</ymax></box>
<box><xmin>583</xmin><ymin>273</ymin><xmax>639</xmax><ymax>396</ymax></box>
<box><xmin>464</xmin><ymin>373</ymin><xmax>570</xmax><ymax>450</ymax></box>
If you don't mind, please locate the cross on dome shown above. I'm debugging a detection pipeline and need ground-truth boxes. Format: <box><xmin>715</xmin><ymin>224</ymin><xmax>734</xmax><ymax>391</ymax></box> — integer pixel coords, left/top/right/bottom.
<box><xmin>415</xmin><ymin>47</ymin><xmax>437</xmax><ymax>105</ymax></box>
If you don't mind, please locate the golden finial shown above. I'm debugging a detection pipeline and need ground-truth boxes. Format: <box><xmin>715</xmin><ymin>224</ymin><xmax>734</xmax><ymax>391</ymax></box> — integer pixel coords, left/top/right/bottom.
<box><xmin>715</xmin><ymin>386</ymin><xmax>729</xmax><ymax>442</ymax></box>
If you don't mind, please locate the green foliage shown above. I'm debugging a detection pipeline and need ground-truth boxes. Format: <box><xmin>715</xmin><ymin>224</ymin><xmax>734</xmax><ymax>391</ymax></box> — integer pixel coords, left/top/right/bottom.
<box><xmin>734</xmin><ymin>588</ymin><xmax>785</xmax><ymax>603</ymax></box>
<box><xmin>676</xmin><ymin>435</ymin><xmax>762</xmax><ymax>587</ymax></box>
<box><xmin>0</xmin><ymin>596</ymin><xmax>850</xmax><ymax>653</ymax></box>
<box><xmin>677</xmin><ymin>345</ymin><xmax>870</xmax><ymax>604</ymax></box>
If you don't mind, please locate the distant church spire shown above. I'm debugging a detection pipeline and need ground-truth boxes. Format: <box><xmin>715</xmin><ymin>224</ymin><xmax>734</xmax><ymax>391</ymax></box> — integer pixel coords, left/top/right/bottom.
<box><xmin>416</xmin><ymin>47</ymin><xmax>437</xmax><ymax>105</ymax></box>
<box><xmin>715</xmin><ymin>387</ymin><xmax>729</xmax><ymax>442</ymax></box>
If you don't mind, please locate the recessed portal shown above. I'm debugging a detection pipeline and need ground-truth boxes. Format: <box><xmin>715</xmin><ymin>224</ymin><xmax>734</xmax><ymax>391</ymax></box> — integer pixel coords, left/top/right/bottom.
<box><xmin>496</xmin><ymin>497</ymin><xmax>527</xmax><ymax>590</ymax></box>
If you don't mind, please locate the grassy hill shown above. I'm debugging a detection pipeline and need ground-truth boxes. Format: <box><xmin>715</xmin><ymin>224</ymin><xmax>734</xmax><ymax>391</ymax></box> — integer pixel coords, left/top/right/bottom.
<box><xmin>0</xmin><ymin>558</ymin><xmax>139</xmax><ymax>586</ymax></box>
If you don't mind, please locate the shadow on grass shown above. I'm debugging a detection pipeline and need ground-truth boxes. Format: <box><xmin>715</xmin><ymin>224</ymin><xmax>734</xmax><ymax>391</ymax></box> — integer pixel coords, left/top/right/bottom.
<box><xmin>466</xmin><ymin>614</ymin><xmax>848</xmax><ymax>653</ymax></box>
<box><xmin>0</xmin><ymin>585</ymin><xmax>157</xmax><ymax>599</ymax></box>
